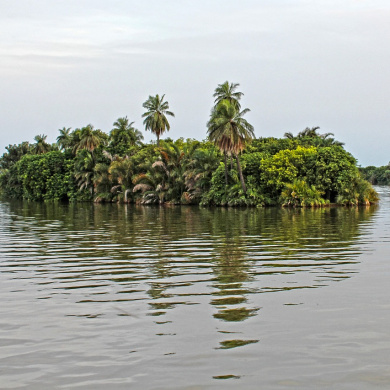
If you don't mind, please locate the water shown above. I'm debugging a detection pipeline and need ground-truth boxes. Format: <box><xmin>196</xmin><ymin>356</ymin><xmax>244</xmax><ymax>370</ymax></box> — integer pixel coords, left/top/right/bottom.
<box><xmin>0</xmin><ymin>187</ymin><xmax>389</xmax><ymax>389</ymax></box>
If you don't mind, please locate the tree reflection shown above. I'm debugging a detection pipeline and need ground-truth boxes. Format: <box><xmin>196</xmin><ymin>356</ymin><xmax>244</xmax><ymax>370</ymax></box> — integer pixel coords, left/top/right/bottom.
<box><xmin>208</xmin><ymin>210</ymin><xmax>260</xmax><ymax>322</ymax></box>
<box><xmin>2</xmin><ymin>200</ymin><xmax>378</xmax><ymax>324</ymax></box>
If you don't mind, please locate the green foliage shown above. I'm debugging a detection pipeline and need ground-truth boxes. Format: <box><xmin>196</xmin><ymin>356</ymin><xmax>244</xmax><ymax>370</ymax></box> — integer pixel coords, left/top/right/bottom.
<box><xmin>360</xmin><ymin>164</ymin><xmax>390</xmax><ymax>185</ymax></box>
<box><xmin>213</xmin><ymin>81</ymin><xmax>244</xmax><ymax>110</ymax></box>
<box><xmin>15</xmin><ymin>151</ymin><xmax>77</xmax><ymax>201</ymax></box>
<box><xmin>280</xmin><ymin>180</ymin><xmax>327</xmax><ymax>207</ymax></box>
<box><xmin>56</xmin><ymin>127</ymin><xmax>72</xmax><ymax>151</ymax></box>
<box><xmin>336</xmin><ymin>173</ymin><xmax>380</xmax><ymax>206</ymax></box>
<box><xmin>0</xmin><ymin>142</ymin><xmax>31</xmax><ymax>170</ymax></box>
<box><xmin>31</xmin><ymin>134</ymin><xmax>51</xmax><ymax>155</ymax></box>
<box><xmin>260</xmin><ymin>146</ymin><xmax>317</xmax><ymax>192</ymax></box>
<box><xmin>73</xmin><ymin>125</ymin><xmax>108</xmax><ymax>154</ymax></box>
<box><xmin>0</xmin><ymin>165</ymin><xmax>23</xmax><ymax>198</ymax></box>
<box><xmin>107</xmin><ymin>117</ymin><xmax>144</xmax><ymax>157</ymax></box>
<box><xmin>245</xmin><ymin>137</ymin><xmax>297</xmax><ymax>155</ymax></box>
<box><xmin>133</xmin><ymin>139</ymin><xmax>200</xmax><ymax>204</ymax></box>
<box><xmin>0</xmin><ymin>119</ymin><xmax>378</xmax><ymax>207</ymax></box>
<box><xmin>0</xmin><ymin>142</ymin><xmax>31</xmax><ymax>198</ymax></box>
<box><xmin>184</xmin><ymin>143</ymin><xmax>220</xmax><ymax>202</ymax></box>
<box><xmin>73</xmin><ymin>149</ymin><xmax>95</xmax><ymax>200</ymax></box>
<box><xmin>207</xmin><ymin>83</ymin><xmax>254</xmax><ymax>193</ymax></box>
<box><xmin>142</xmin><ymin>94</ymin><xmax>174</xmax><ymax>145</ymax></box>
<box><xmin>308</xmin><ymin>146</ymin><xmax>357</xmax><ymax>201</ymax></box>
<box><xmin>200</xmin><ymin>163</ymin><xmax>269</xmax><ymax>207</ymax></box>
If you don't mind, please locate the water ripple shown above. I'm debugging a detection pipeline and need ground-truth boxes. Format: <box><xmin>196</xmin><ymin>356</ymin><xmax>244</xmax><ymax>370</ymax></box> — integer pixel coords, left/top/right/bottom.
<box><xmin>0</xmin><ymin>196</ymin><xmax>384</xmax><ymax>389</ymax></box>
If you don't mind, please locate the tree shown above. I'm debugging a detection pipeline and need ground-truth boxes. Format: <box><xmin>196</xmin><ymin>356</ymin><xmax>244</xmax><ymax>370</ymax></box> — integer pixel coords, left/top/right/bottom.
<box><xmin>108</xmin><ymin>156</ymin><xmax>134</xmax><ymax>202</ymax></box>
<box><xmin>297</xmin><ymin>126</ymin><xmax>321</xmax><ymax>138</ymax></box>
<box><xmin>283</xmin><ymin>132</ymin><xmax>294</xmax><ymax>139</ymax></box>
<box><xmin>56</xmin><ymin>127</ymin><xmax>72</xmax><ymax>151</ymax></box>
<box><xmin>31</xmin><ymin>134</ymin><xmax>50</xmax><ymax>154</ymax></box>
<box><xmin>0</xmin><ymin>142</ymin><xmax>31</xmax><ymax>170</ymax></box>
<box><xmin>260</xmin><ymin>146</ymin><xmax>318</xmax><ymax>193</ymax></box>
<box><xmin>207</xmin><ymin>99</ymin><xmax>254</xmax><ymax>193</ymax></box>
<box><xmin>213</xmin><ymin>81</ymin><xmax>243</xmax><ymax>110</ymax></box>
<box><xmin>184</xmin><ymin>145</ymin><xmax>220</xmax><ymax>202</ymax></box>
<box><xmin>15</xmin><ymin>151</ymin><xmax>75</xmax><ymax>201</ymax></box>
<box><xmin>142</xmin><ymin>94</ymin><xmax>174</xmax><ymax>146</ymax></box>
<box><xmin>74</xmin><ymin>149</ymin><xmax>95</xmax><ymax>198</ymax></box>
<box><xmin>93</xmin><ymin>162</ymin><xmax>113</xmax><ymax>202</ymax></box>
<box><xmin>74</xmin><ymin>124</ymin><xmax>107</xmax><ymax>154</ymax></box>
<box><xmin>108</xmin><ymin>117</ymin><xmax>144</xmax><ymax>156</ymax></box>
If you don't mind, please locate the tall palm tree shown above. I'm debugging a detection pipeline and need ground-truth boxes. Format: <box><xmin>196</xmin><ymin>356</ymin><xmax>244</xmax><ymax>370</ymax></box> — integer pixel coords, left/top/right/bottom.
<box><xmin>213</xmin><ymin>81</ymin><xmax>243</xmax><ymax>110</ymax></box>
<box><xmin>142</xmin><ymin>94</ymin><xmax>174</xmax><ymax>146</ymax></box>
<box><xmin>32</xmin><ymin>134</ymin><xmax>50</xmax><ymax>154</ymax></box>
<box><xmin>207</xmin><ymin>100</ymin><xmax>254</xmax><ymax>193</ymax></box>
<box><xmin>56</xmin><ymin>127</ymin><xmax>72</xmax><ymax>151</ymax></box>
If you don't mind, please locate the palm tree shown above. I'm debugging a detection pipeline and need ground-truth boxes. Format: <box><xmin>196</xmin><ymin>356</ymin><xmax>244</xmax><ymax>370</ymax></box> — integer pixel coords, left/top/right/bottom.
<box><xmin>132</xmin><ymin>140</ymin><xmax>200</xmax><ymax>204</ymax></box>
<box><xmin>290</xmin><ymin>127</ymin><xmax>344</xmax><ymax>146</ymax></box>
<box><xmin>108</xmin><ymin>156</ymin><xmax>134</xmax><ymax>202</ymax></box>
<box><xmin>31</xmin><ymin>134</ymin><xmax>50</xmax><ymax>154</ymax></box>
<box><xmin>213</xmin><ymin>81</ymin><xmax>243</xmax><ymax>110</ymax></box>
<box><xmin>74</xmin><ymin>149</ymin><xmax>95</xmax><ymax>197</ymax></box>
<box><xmin>93</xmin><ymin>162</ymin><xmax>112</xmax><ymax>202</ymax></box>
<box><xmin>283</xmin><ymin>132</ymin><xmax>294</xmax><ymax>139</ymax></box>
<box><xmin>109</xmin><ymin>117</ymin><xmax>144</xmax><ymax>156</ymax></box>
<box><xmin>297</xmin><ymin>126</ymin><xmax>321</xmax><ymax>138</ymax></box>
<box><xmin>184</xmin><ymin>146</ymin><xmax>220</xmax><ymax>201</ymax></box>
<box><xmin>159</xmin><ymin>140</ymin><xmax>200</xmax><ymax>202</ymax></box>
<box><xmin>56</xmin><ymin>127</ymin><xmax>72</xmax><ymax>151</ymax></box>
<box><xmin>74</xmin><ymin>124</ymin><xmax>106</xmax><ymax>154</ymax></box>
<box><xmin>142</xmin><ymin>94</ymin><xmax>174</xmax><ymax>146</ymax></box>
<box><xmin>207</xmin><ymin>100</ymin><xmax>254</xmax><ymax>193</ymax></box>
<box><xmin>133</xmin><ymin>161</ymin><xmax>167</xmax><ymax>204</ymax></box>
<box><xmin>69</xmin><ymin>129</ymin><xmax>81</xmax><ymax>154</ymax></box>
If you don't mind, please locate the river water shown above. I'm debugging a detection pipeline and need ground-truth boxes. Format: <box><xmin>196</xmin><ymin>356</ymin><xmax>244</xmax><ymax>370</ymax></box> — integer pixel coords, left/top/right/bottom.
<box><xmin>0</xmin><ymin>187</ymin><xmax>389</xmax><ymax>389</ymax></box>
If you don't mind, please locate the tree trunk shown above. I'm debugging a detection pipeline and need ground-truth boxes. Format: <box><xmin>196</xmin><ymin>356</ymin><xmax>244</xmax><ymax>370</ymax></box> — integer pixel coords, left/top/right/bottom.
<box><xmin>235</xmin><ymin>154</ymin><xmax>246</xmax><ymax>193</ymax></box>
<box><xmin>157</xmin><ymin>133</ymin><xmax>160</xmax><ymax>147</ymax></box>
<box><xmin>224</xmin><ymin>152</ymin><xmax>228</xmax><ymax>186</ymax></box>
<box><xmin>124</xmin><ymin>189</ymin><xmax>131</xmax><ymax>203</ymax></box>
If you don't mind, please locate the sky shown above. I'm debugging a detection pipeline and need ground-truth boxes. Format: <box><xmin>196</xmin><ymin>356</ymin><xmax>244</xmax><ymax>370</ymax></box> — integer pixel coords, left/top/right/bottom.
<box><xmin>0</xmin><ymin>0</ymin><xmax>389</xmax><ymax>166</ymax></box>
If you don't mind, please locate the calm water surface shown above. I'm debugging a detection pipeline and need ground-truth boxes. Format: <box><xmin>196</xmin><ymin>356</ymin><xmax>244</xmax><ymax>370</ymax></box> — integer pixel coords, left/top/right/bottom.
<box><xmin>1</xmin><ymin>187</ymin><xmax>390</xmax><ymax>389</ymax></box>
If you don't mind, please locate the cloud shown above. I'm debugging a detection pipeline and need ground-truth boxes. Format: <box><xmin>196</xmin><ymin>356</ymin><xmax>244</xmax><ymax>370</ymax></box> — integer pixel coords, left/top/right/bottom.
<box><xmin>0</xmin><ymin>1</ymin><xmax>390</xmax><ymax>165</ymax></box>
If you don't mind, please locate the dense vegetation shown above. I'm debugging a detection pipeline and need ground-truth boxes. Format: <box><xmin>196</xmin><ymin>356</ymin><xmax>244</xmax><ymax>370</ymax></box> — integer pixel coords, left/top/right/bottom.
<box><xmin>360</xmin><ymin>164</ymin><xmax>390</xmax><ymax>186</ymax></box>
<box><xmin>0</xmin><ymin>83</ymin><xmax>378</xmax><ymax>207</ymax></box>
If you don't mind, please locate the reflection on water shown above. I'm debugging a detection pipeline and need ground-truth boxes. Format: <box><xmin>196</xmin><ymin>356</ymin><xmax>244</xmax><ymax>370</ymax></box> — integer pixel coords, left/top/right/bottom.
<box><xmin>0</xmin><ymin>196</ymin><xmax>384</xmax><ymax>389</ymax></box>
<box><xmin>217</xmin><ymin>339</ymin><xmax>259</xmax><ymax>349</ymax></box>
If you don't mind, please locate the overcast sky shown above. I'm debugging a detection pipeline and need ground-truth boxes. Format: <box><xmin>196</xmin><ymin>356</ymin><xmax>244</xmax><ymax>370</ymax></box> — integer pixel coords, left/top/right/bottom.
<box><xmin>1</xmin><ymin>0</ymin><xmax>389</xmax><ymax>166</ymax></box>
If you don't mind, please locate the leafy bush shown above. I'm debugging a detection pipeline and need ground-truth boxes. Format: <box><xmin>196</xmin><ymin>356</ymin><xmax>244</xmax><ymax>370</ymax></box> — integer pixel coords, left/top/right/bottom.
<box><xmin>280</xmin><ymin>180</ymin><xmax>327</xmax><ymax>207</ymax></box>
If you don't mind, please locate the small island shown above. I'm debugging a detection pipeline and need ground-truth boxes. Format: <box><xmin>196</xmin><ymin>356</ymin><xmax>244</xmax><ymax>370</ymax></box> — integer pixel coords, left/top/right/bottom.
<box><xmin>0</xmin><ymin>82</ymin><xmax>378</xmax><ymax>207</ymax></box>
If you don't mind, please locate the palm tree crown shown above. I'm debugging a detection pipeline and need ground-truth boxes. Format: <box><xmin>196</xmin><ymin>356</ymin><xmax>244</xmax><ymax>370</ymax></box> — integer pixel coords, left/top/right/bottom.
<box><xmin>109</xmin><ymin>117</ymin><xmax>144</xmax><ymax>154</ymax></box>
<box><xmin>32</xmin><ymin>134</ymin><xmax>50</xmax><ymax>154</ymax></box>
<box><xmin>56</xmin><ymin>127</ymin><xmax>72</xmax><ymax>150</ymax></box>
<box><xmin>142</xmin><ymin>94</ymin><xmax>174</xmax><ymax>146</ymax></box>
<box><xmin>213</xmin><ymin>81</ymin><xmax>243</xmax><ymax>110</ymax></box>
<box><xmin>74</xmin><ymin>124</ymin><xmax>106</xmax><ymax>153</ymax></box>
<box><xmin>208</xmin><ymin>100</ymin><xmax>254</xmax><ymax>156</ymax></box>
